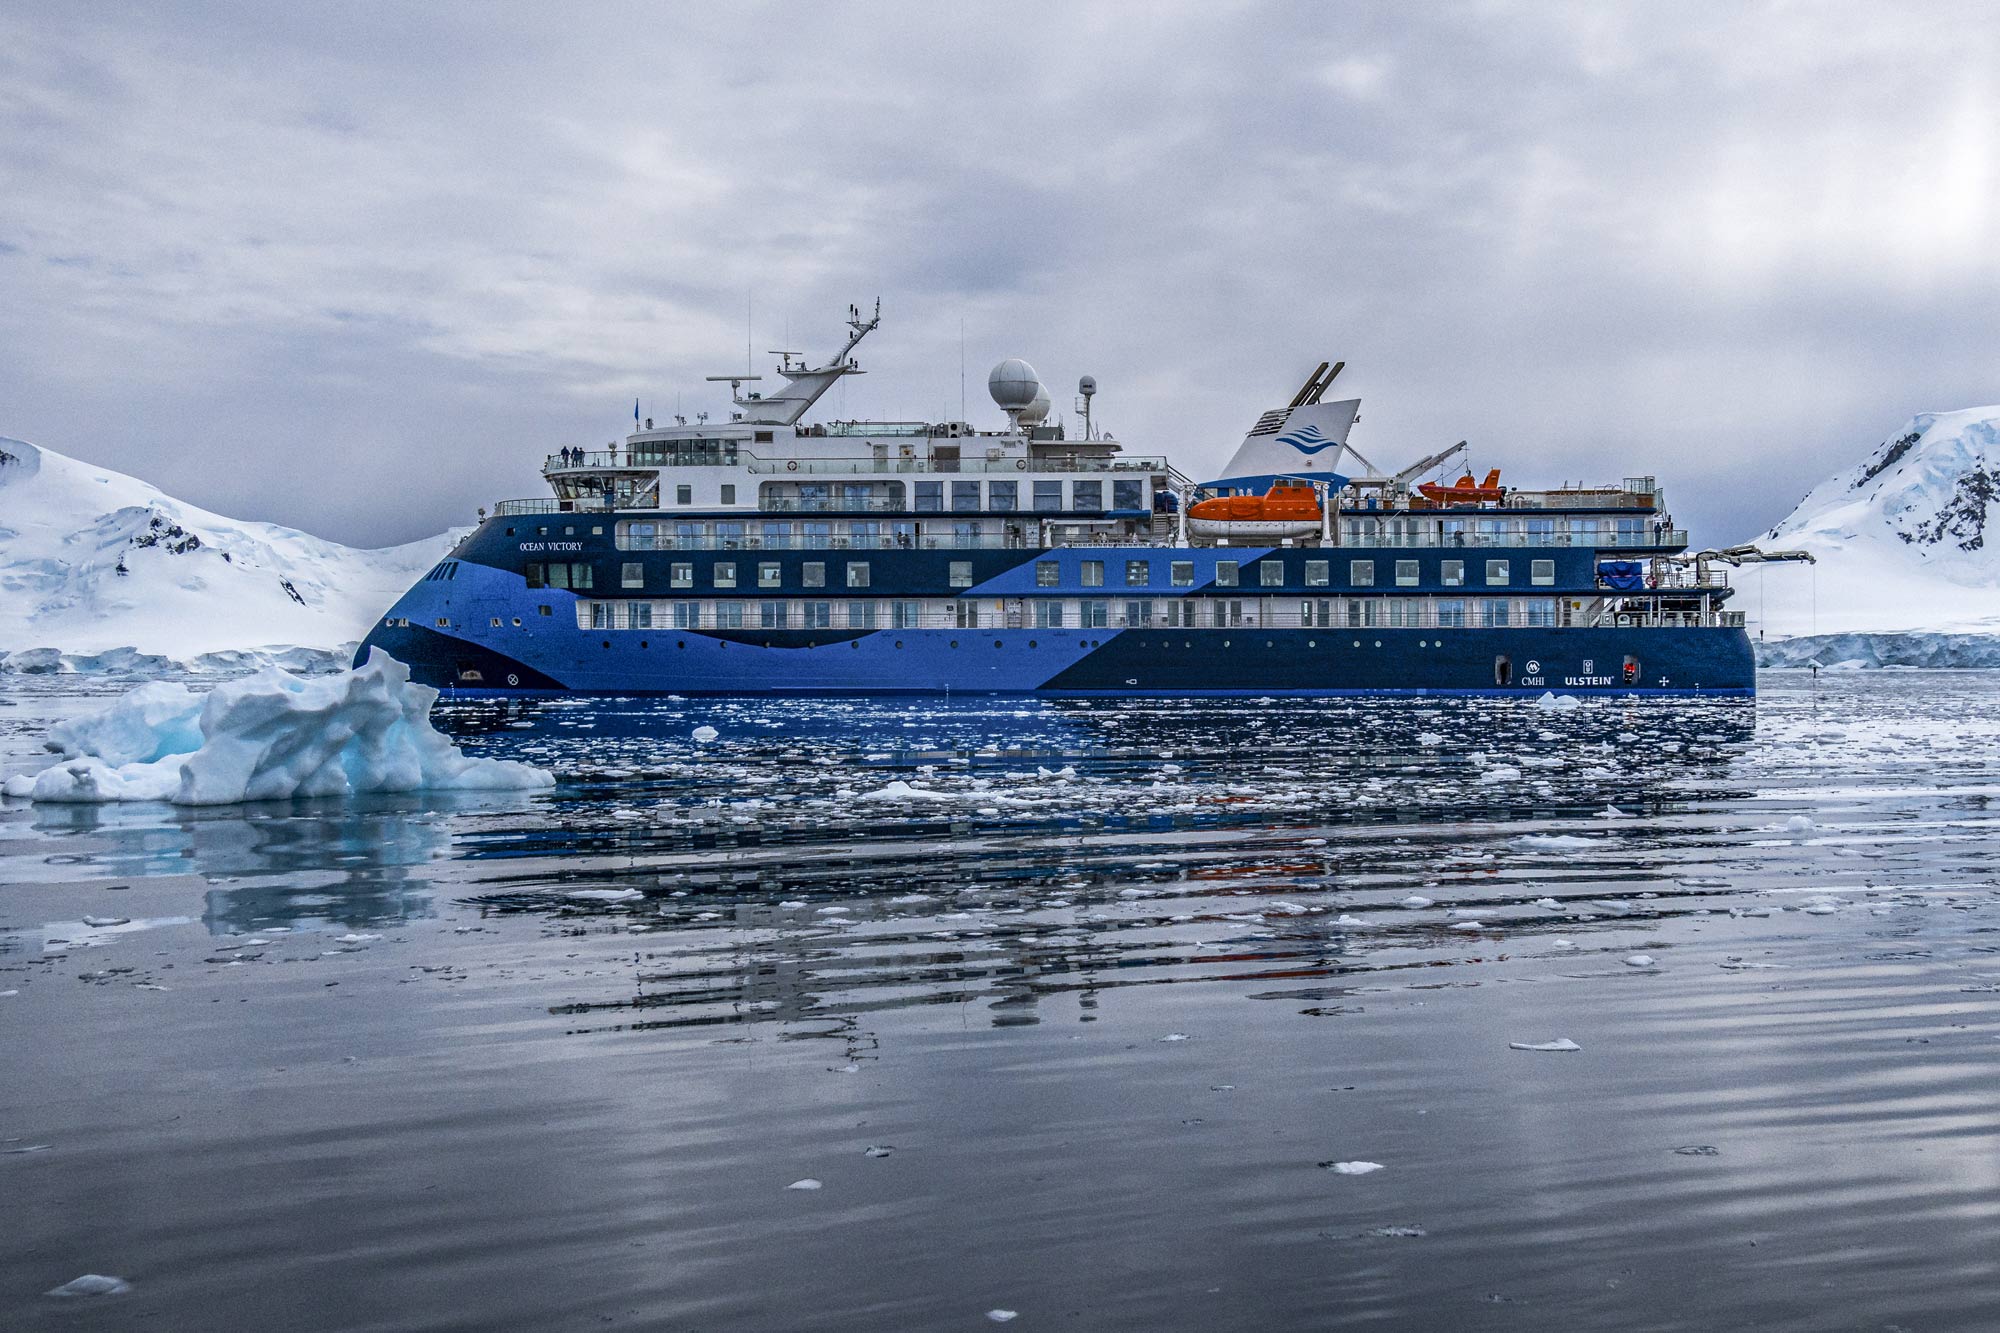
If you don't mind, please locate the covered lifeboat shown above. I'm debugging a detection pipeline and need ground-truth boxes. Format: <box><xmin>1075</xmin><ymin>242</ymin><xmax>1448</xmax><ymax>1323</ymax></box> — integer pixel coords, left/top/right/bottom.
<box><xmin>1187</xmin><ymin>479</ymin><xmax>1324</xmax><ymax>540</ymax></box>
<box><xmin>1416</xmin><ymin>468</ymin><xmax>1504</xmax><ymax>505</ymax></box>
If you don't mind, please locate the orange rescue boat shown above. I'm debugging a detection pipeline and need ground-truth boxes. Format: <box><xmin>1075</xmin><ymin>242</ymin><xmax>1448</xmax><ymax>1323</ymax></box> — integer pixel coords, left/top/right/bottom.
<box><xmin>1187</xmin><ymin>480</ymin><xmax>1324</xmax><ymax>540</ymax></box>
<box><xmin>1416</xmin><ymin>468</ymin><xmax>1504</xmax><ymax>505</ymax></box>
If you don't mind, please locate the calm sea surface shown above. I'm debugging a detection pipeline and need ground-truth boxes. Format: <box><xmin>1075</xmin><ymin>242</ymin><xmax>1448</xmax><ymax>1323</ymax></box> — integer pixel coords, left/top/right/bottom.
<box><xmin>6</xmin><ymin>671</ymin><xmax>2000</xmax><ymax>1330</ymax></box>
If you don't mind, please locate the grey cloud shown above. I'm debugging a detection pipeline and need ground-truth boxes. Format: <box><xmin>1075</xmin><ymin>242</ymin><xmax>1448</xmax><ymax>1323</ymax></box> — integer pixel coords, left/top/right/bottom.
<box><xmin>1</xmin><ymin>1</ymin><xmax>1996</xmax><ymax>546</ymax></box>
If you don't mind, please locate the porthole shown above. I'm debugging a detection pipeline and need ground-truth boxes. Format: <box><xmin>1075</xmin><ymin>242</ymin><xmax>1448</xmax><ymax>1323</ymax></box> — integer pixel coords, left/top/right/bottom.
<box><xmin>1029</xmin><ymin>640</ymin><xmax>1037</xmax><ymax>648</ymax></box>
<box><xmin>640</xmin><ymin>640</ymin><xmax>648</xmax><ymax>648</ymax></box>
<box><xmin>1308</xmin><ymin>639</ymin><xmax>1316</xmax><ymax>648</ymax></box>
<box><xmin>1374</xmin><ymin>640</ymin><xmax>1382</xmax><ymax>648</ymax></box>
<box><xmin>1222</xmin><ymin>639</ymin><xmax>1230</xmax><ymax>648</ymax></box>
<box><xmin>851</xmin><ymin>641</ymin><xmax>859</xmax><ymax>649</ymax></box>
<box><xmin>511</xmin><ymin>617</ymin><xmax>521</xmax><ymax>627</ymax></box>
<box><xmin>950</xmin><ymin>639</ymin><xmax>958</xmax><ymax>648</ymax></box>
<box><xmin>994</xmin><ymin>640</ymin><xmax>1003</xmax><ymax>648</ymax></box>
<box><xmin>1266</xmin><ymin>640</ymin><xmax>1274</xmax><ymax>648</ymax></box>
<box><xmin>677</xmin><ymin>640</ymin><xmax>686</xmax><ymax>649</ymax></box>
<box><xmin>895</xmin><ymin>640</ymin><xmax>903</xmax><ymax>648</ymax></box>
<box><xmin>1419</xmin><ymin>639</ymin><xmax>1428</xmax><ymax>647</ymax></box>
<box><xmin>601</xmin><ymin>640</ymin><xmax>610</xmax><ymax>649</ymax></box>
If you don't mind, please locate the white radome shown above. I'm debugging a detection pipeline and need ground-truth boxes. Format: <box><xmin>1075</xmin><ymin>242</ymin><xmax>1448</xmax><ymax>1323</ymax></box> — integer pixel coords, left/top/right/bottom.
<box><xmin>1019</xmin><ymin>384</ymin><xmax>1052</xmax><ymax>425</ymax></box>
<box><xmin>988</xmin><ymin>358</ymin><xmax>1041</xmax><ymax>410</ymax></box>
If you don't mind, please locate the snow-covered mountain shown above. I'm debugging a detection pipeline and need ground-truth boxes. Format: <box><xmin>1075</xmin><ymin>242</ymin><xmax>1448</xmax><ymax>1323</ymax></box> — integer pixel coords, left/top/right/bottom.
<box><xmin>1742</xmin><ymin>407</ymin><xmax>1999</xmax><ymax>641</ymax></box>
<box><xmin>0</xmin><ymin>436</ymin><xmax>459</xmax><ymax>670</ymax></box>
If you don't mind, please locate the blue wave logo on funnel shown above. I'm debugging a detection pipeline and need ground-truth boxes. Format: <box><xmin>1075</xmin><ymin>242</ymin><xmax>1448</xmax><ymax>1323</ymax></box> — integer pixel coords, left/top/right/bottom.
<box><xmin>1275</xmin><ymin>423</ymin><xmax>1344</xmax><ymax>456</ymax></box>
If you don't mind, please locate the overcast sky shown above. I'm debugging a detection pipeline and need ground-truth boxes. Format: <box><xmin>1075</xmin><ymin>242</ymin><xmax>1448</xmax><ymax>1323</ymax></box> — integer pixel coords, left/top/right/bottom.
<box><xmin>3</xmin><ymin>1</ymin><xmax>1997</xmax><ymax>547</ymax></box>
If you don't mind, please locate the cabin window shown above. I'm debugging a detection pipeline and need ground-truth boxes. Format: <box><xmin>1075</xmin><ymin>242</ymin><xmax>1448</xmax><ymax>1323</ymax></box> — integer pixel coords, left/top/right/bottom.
<box><xmin>1306</xmin><ymin>560</ymin><xmax>1330</xmax><ymax>587</ymax></box>
<box><xmin>539</xmin><ymin>605</ymin><xmax>552</xmax><ymax>616</ymax></box>
<box><xmin>1531</xmin><ymin>559</ymin><xmax>1555</xmax><ymax>586</ymax></box>
<box><xmin>847</xmin><ymin>602</ymin><xmax>877</xmax><ymax>629</ymax></box>
<box><xmin>955</xmin><ymin>600</ymin><xmax>980</xmax><ymax>628</ymax></box>
<box><xmin>1441</xmin><ymin>560</ymin><xmax>1464</xmax><ymax>587</ymax></box>
<box><xmin>1349</xmin><ymin>560</ymin><xmax>1375</xmax><ymax>587</ymax></box>
<box><xmin>1123</xmin><ymin>600</ymin><xmax>1153</xmax><ymax>627</ymax></box>
<box><xmin>1112</xmin><ymin>480</ymin><xmax>1143</xmax><ymax>511</ymax></box>
<box><xmin>1080</xmin><ymin>559</ymin><xmax>1105</xmax><ymax>587</ymax></box>
<box><xmin>1483</xmin><ymin>599</ymin><xmax>1511</xmax><ymax>626</ymax></box>
<box><xmin>893</xmin><ymin>601</ymin><xmax>922</xmax><ymax>628</ymax></box>
<box><xmin>754</xmin><ymin>430</ymin><xmax>773</xmax><ymax>444</ymax></box>
<box><xmin>1524</xmin><ymin>598</ymin><xmax>1558</xmax><ymax>627</ymax></box>
<box><xmin>705</xmin><ymin>602</ymin><xmax>736</xmax><ymax>630</ymax></box>
<box><xmin>949</xmin><ymin>561</ymin><xmax>974</xmax><ymax>589</ymax></box>
<box><xmin>1437</xmin><ymin>599</ymin><xmax>1466</xmax><ymax>628</ymax></box>
<box><xmin>1036</xmin><ymin>560</ymin><xmax>1060</xmax><ymax>587</ymax></box>
<box><xmin>952</xmin><ymin>481</ymin><xmax>982</xmax><ymax>512</ymax></box>
<box><xmin>589</xmin><ymin>603</ymin><xmax>612</xmax><ymax>630</ymax></box>
<box><xmin>714</xmin><ymin>562</ymin><xmax>737</xmax><ymax>588</ymax></box>
<box><xmin>1170</xmin><ymin>561</ymin><xmax>1194</xmax><ymax>587</ymax></box>
<box><xmin>1395</xmin><ymin>559</ymin><xmax>1419</xmax><ymax>587</ymax></box>
<box><xmin>1486</xmin><ymin>559</ymin><xmax>1510</xmax><ymax>586</ymax></box>
<box><xmin>803</xmin><ymin>562</ymin><xmax>826</xmax><ymax>588</ymax></box>
<box><xmin>1125</xmin><ymin>560</ymin><xmax>1150</xmax><ymax>587</ymax></box>
<box><xmin>1035</xmin><ymin>600</ymin><xmax>1065</xmax><ymax>628</ymax></box>
<box><xmin>1215</xmin><ymin>560</ymin><xmax>1239</xmax><ymax>587</ymax></box>
<box><xmin>1071</xmin><ymin>480</ymin><xmax>1103</xmax><ymax>509</ymax></box>
<box><xmin>846</xmin><ymin>562</ymin><xmax>870</xmax><ymax>588</ymax></box>
<box><xmin>676</xmin><ymin>485</ymin><xmax>692</xmax><ymax>505</ymax></box>
<box><xmin>1216</xmin><ymin>600</ymin><xmax>1245</xmax><ymax>627</ymax></box>
<box><xmin>803</xmin><ymin>602</ymin><xmax>831</xmax><ymax>629</ymax></box>
<box><xmin>760</xmin><ymin>602</ymin><xmax>788</xmax><ymax>629</ymax></box>
<box><xmin>621</xmin><ymin>562</ymin><xmax>644</xmax><ymax>589</ymax></box>
<box><xmin>1082</xmin><ymin>600</ymin><xmax>1109</xmax><ymax>628</ymax></box>
<box><xmin>1259</xmin><ymin>561</ymin><xmax>1284</xmax><ymax>588</ymax></box>
<box><xmin>525</xmin><ymin>563</ymin><xmax>544</xmax><ymax>589</ymax></box>
<box><xmin>989</xmin><ymin>481</ymin><xmax>1018</xmax><ymax>512</ymax></box>
<box><xmin>672</xmin><ymin>602</ymin><xmax>698</xmax><ymax>629</ymax></box>
<box><xmin>915</xmin><ymin>481</ymin><xmax>943</xmax><ymax>513</ymax></box>
<box><xmin>1034</xmin><ymin>481</ymin><xmax>1063</xmax><ymax>512</ymax></box>
<box><xmin>670</xmin><ymin>563</ymin><xmax>693</xmax><ymax>589</ymax></box>
<box><xmin>614</xmin><ymin>521</ymin><xmax>657</xmax><ymax>551</ymax></box>
<box><xmin>719</xmin><ymin>484</ymin><xmax>736</xmax><ymax>505</ymax></box>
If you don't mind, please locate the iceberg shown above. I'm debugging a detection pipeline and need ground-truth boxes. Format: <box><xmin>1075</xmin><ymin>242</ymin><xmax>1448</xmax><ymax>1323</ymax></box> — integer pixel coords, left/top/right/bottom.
<box><xmin>1</xmin><ymin>649</ymin><xmax>553</xmax><ymax>805</ymax></box>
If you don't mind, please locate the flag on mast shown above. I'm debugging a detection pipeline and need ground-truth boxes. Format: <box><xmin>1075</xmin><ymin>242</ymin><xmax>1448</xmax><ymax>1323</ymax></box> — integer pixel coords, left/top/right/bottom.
<box><xmin>634</xmin><ymin>397</ymin><xmax>641</xmax><ymax>424</ymax></box>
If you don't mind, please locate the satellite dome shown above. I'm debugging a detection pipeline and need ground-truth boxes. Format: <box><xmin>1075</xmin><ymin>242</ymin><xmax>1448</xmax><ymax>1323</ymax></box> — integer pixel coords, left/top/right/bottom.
<box><xmin>987</xmin><ymin>358</ymin><xmax>1041</xmax><ymax>411</ymax></box>
<box><xmin>1019</xmin><ymin>384</ymin><xmax>1052</xmax><ymax>425</ymax></box>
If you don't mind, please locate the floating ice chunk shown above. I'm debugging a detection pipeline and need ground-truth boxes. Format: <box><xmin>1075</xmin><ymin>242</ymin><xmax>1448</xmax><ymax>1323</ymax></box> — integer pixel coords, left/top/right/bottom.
<box><xmin>82</xmin><ymin>915</ymin><xmax>130</xmax><ymax>927</ymax></box>
<box><xmin>1803</xmin><ymin>902</ymin><xmax>1838</xmax><ymax>915</ymax></box>
<box><xmin>1400</xmin><ymin>895</ymin><xmax>1434</xmax><ymax>909</ymax></box>
<box><xmin>864</xmin><ymin>1145</ymin><xmax>893</xmax><ymax>1158</ymax></box>
<box><xmin>45</xmin><ymin>1274</ymin><xmax>130</xmax><ymax>1298</ymax></box>
<box><xmin>1364</xmin><ymin>1225</ymin><xmax>1427</xmax><ymax>1238</ymax></box>
<box><xmin>1479</xmin><ymin>765</ymin><xmax>1522</xmax><ymax>783</ymax></box>
<box><xmin>567</xmin><ymin>889</ymin><xmax>643</xmax><ymax>903</ymax></box>
<box><xmin>10</xmin><ymin>651</ymin><xmax>552</xmax><ymax>805</ymax></box>
<box><xmin>1509</xmin><ymin>1038</ymin><xmax>1582</xmax><ymax>1052</ymax></box>
<box><xmin>785</xmin><ymin>1178</ymin><xmax>822</xmax><ymax>1191</ymax></box>
<box><xmin>1551</xmin><ymin>938</ymin><xmax>1577</xmax><ymax>949</ymax></box>
<box><xmin>1783</xmin><ymin>815</ymin><xmax>1816</xmax><ymax>833</ymax></box>
<box><xmin>987</xmin><ymin>1311</ymin><xmax>1018</xmax><ymax>1323</ymax></box>
<box><xmin>1534</xmin><ymin>897</ymin><xmax>1561</xmax><ymax>909</ymax></box>
<box><xmin>1324</xmin><ymin>1161</ymin><xmax>1384</xmax><ymax>1175</ymax></box>
<box><xmin>1624</xmin><ymin>954</ymin><xmax>1656</xmax><ymax>968</ymax></box>
<box><xmin>1534</xmin><ymin>692</ymin><xmax>1582</xmax><ymax>712</ymax></box>
<box><xmin>1416</xmin><ymin>731</ymin><xmax>1444</xmax><ymax>746</ymax></box>
<box><xmin>1595</xmin><ymin>805</ymin><xmax>1632</xmax><ymax>819</ymax></box>
<box><xmin>858</xmin><ymin>780</ymin><xmax>954</xmax><ymax>802</ymax></box>
<box><xmin>691</xmin><ymin>726</ymin><xmax>719</xmax><ymax>743</ymax></box>
<box><xmin>1511</xmin><ymin>833</ymin><xmax>1600</xmax><ymax>850</ymax></box>
<box><xmin>1159</xmin><ymin>1032</ymin><xmax>1191</xmax><ymax>1042</ymax></box>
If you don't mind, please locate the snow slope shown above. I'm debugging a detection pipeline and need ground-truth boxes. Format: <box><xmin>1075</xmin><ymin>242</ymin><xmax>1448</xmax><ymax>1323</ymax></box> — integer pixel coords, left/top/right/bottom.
<box><xmin>1742</xmin><ymin>407</ymin><xmax>2000</xmax><ymax>639</ymax></box>
<box><xmin>0</xmin><ymin>436</ymin><xmax>458</xmax><ymax>667</ymax></box>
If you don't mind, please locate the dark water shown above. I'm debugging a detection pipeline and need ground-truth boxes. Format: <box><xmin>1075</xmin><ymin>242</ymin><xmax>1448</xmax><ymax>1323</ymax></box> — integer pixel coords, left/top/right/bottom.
<box><xmin>6</xmin><ymin>671</ymin><xmax>2000</xmax><ymax>1330</ymax></box>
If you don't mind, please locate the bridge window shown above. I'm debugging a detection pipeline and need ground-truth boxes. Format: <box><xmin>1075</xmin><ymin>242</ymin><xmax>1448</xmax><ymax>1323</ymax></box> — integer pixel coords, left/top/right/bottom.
<box><xmin>1072</xmin><ymin>480</ymin><xmax>1103</xmax><ymax>509</ymax></box>
<box><xmin>989</xmin><ymin>481</ymin><xmax>1018</xmax><ymax>512</ymax></box>
<box><xmin>915</xmin><ymin>481</ymin><xmax>943</xmax><ymax>513</ymax></box>
<box><xmin>952</xmin><ymin>481</ymin><xmax>982</xmax><ymax>512</ymax></box>
<box><xmin>1034</xmin><ymin>481</ymin><xmax>1063</xmax><ymax>512</ymax></box>
<box><xmin>1112</xmin><ymin>480</ymin><xmax>1143</xmax><ymax>510</ymax></box>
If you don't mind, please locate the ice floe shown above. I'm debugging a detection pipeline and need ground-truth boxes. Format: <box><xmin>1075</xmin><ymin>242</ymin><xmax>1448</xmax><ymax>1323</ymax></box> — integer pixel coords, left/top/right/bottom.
<box><xmin>1509</xmin><ymin>1039</ymin><xmax>1582</xmax><ymax>1052</ymax></box>
<box><xmin>2</xmin><ymin>650</ymin><xmax>551</xmax><ymax>805</ymax></box>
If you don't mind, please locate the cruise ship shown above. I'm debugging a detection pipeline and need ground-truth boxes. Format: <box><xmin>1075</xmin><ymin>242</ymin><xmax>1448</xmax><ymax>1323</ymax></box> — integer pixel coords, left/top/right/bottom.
<box><xmin>359</xmin><ymin>304</ymin><xmax>1800</xmax><ymax>696</ymax></box>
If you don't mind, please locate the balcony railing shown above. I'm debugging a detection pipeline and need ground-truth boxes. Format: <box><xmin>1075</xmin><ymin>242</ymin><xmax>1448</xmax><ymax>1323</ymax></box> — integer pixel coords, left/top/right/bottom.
<box><xmin>743</xmin><ymin>454</ymin><xmax>1168</xmax><ymax>476</ymax></box>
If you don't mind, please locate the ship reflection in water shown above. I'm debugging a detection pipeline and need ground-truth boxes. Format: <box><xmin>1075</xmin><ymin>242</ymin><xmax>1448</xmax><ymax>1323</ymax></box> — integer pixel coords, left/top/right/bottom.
<box><xmin>8</xmin><ymin>672</ymin><xmax>2000</xmax><ymax>1330</ymax></box>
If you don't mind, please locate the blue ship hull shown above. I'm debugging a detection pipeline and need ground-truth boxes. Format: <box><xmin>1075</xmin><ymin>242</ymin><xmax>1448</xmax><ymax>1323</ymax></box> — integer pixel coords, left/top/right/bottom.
<box><xmin>357</xmin><ymin>520</ymin><xmax>1755</xmax><ymax>697</ymax></box>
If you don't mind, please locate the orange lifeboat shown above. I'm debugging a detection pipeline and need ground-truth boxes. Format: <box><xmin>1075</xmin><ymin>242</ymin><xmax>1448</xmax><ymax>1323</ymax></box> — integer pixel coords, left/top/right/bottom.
<box><xmin>1187</xmin><ymin>480</ymin><xmax>1323</xmax><ymax>540</ymax></box>
<box><xmin>1416</xmin><ymin>468</ymin><xmax>1504</xmax><ymax>505</ymax></box>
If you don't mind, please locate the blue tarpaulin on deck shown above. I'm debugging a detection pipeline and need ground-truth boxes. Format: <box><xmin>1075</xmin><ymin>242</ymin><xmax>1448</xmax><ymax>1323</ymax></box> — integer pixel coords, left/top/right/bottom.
<box><xmin>1597</xmin><ymin>560</ymin><xmax>1646</xmax><ymax>591</ymax></box>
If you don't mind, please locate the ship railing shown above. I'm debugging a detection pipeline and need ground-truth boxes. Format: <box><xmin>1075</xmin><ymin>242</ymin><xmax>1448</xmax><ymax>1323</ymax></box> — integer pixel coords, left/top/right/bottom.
<box><xmin>494</xmin><ymin>497</ymin><xmax>624</xmax><ymax>516</ymax></box>
<box><xmin>613</xmin><ymin>530</ymin><xmax>1169</xmax><ymax>553</ymax></box>
<box><xmin>743</xmin><ymin>455</ymin><xmax>1168</xmax><ymax>476</ymax></box>
<box><xmin>1327</xmin><ymin>529</ymin><xmax>1687</xmax><ymax>550</ymax></box>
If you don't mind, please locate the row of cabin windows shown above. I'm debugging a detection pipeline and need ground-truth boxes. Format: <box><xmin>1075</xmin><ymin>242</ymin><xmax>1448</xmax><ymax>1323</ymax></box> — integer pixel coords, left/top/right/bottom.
<box><xmin>912</xmin><ymin>478</ymin><xmax>1144</xmax><ymax>513</ymax></box>
<box><xmin>673</xmin><ymin>483</ymin><xmax>737</xmax><ymax>506</ymax></box>
<box><xmin>574</xmin><ymin>596</ymin><xmax>1565</xmax><ymax>632</ymax></box>
<box><xmin>1029</xmin><ymin>557</ymin><xmax>1558</xmax><ymax>588</ymax></box>
<box><xmin>587</xmin><ymin>555</ymin><xmax>1563</xmax><ymax>594</ymax></box>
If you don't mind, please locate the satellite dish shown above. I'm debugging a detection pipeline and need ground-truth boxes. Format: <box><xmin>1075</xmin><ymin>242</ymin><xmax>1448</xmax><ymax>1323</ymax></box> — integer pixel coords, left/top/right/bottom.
<box><xmin>1019</xmin><ymin>384</ymin><xmax>1052</xmax><ymax>425</ymax></box>
<box><xmin>987</xmin><ymin>358</ymin><xmax>1041</xmax><ymax>411</ymax></box>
